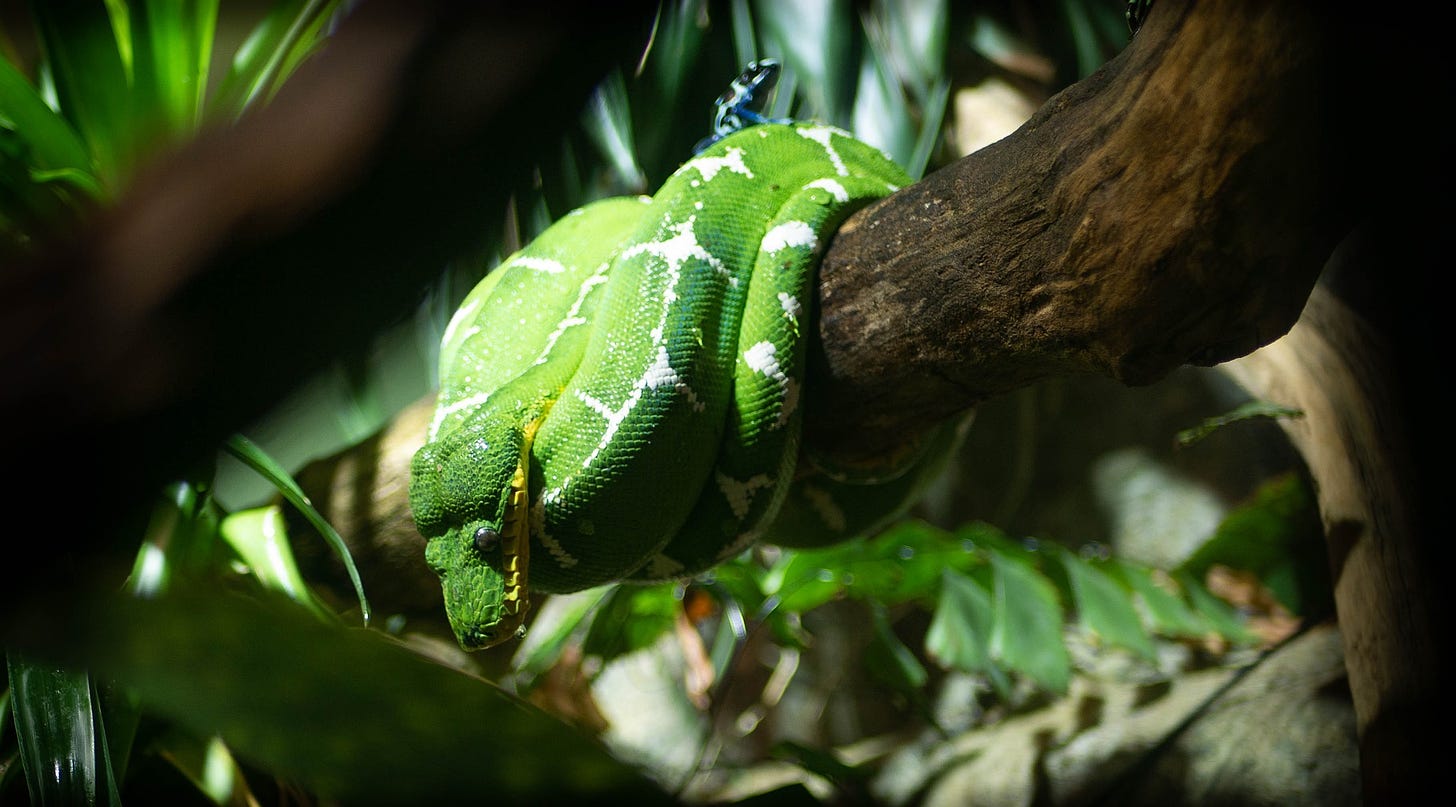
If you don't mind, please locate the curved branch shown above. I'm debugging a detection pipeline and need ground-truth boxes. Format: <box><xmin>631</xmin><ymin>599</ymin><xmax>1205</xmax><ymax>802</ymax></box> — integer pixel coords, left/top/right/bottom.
<box><xmin>806</xmin><ymin>0</ymin><xmax>1357</xmax><ymax>464</ymax></box>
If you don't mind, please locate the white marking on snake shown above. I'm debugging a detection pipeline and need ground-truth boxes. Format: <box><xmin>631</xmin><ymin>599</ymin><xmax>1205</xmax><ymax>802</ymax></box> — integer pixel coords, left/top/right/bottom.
<box><xmin>514</xmin><ymin>256</ymin><xmax>567</xmax><ymax>274</ymax></box>
<box><xmin>428</xmin><ymin>391</ymin><xmax>491</xmax><ymax>440</ymax></box>
<box><xmin>576</xmin><ymin>216</ymin><xmax>721</xmax><ymax>468</ymax></box>
<box><xmin>533</xmin><ymin>487</ymin><xmax>578</xmax><ymax>567</ymax></box>
<box><xmin>440</xmin><ymin>296</ymin><xmax>481</xmax><ymax>357</ymax></box>
<box><xmin>796</xmin><ymin>126</ymin><xmax>848</xmax><ymax>176</ymax></box>
<box><xmin>761</xmin><ymin>221</ymin><xmax>817</xmax><ymax>254</ymax></box>
<box><xmin>743</xmin><ymin>341</ymin><xmax>798</xmax><ymax>429</ymax></box>
<box><xmin>687</xmin><ymin>146</ymin><xmax>753</xmax><ymax>182</ymax></box>
<box><xmin>807</xmin><ymin>178</ymin><xmax>849</xmax><ymax>203</ymax></box>
<box><xmin>645</xmin><ymin>344</ymin><xmax>705</xmax><ymax>411</ymax></box>
<box><xmin>717</xmin><ymin>471</ymin><xmax>774</xmax><ymax>520</ymax></box>
<box><xmin>534</xmin><ymin>264</ymin><xmax>610</xmax><ymax>365</ymax></box>
<box><xmin>778</xmin><ymin>292</ymin><xmax>801</xmax><ymax>324</ymax></box>
<box><xmin>802</xmin><ymin>485</ymin><xmax>848</xmax><ymax>532</ymax></box>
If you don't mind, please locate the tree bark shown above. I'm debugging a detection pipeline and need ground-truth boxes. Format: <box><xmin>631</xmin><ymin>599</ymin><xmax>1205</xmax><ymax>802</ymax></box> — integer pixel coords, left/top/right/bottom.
<box><xmin>806</xmin><ymin>0</ymin><xmax>1356</xmax><ymax>467</ymax></box>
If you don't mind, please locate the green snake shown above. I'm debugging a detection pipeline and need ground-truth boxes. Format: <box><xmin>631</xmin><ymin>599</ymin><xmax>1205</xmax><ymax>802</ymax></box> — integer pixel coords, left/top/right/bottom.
<box><xmin>410</xmin><ymin>66</ymin><xmax>954</xmax><ymax>650</ymax></box>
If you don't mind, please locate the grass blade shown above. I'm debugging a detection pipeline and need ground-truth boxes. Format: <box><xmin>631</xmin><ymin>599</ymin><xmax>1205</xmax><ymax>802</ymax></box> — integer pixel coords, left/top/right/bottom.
<box><xmin>5</xmin><ymin>652</ymin><xmax>97</xmax><ymax>805</ymax></box>
<box><xmin>0</xmin><ymin>57</ymin><xmax>94</xmax><ymax>174</ymax></box>
<box><xmin>224</xmin><ymin>434</ymin><xmax>370</xmax><ymax>625</ymax></box>
<box><xmin>29</xmin><ymin>0</ymin><xmax>136</xmax><ymax>188</ymax></box>
<box><xmin>130</xmin><ymin>0</ymin><xmax>219</xmax><ymax>133</ymax></box>
<box><xmin>219</xmin><ymin>505</ymin><xmax>333</xmax><ymax>620</ymax></box>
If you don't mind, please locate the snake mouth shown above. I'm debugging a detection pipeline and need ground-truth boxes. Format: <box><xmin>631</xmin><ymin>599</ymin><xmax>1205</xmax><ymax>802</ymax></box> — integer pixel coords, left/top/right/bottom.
<box><xmin>462</xmin><ymin>625</ymin><xmax>503</xmax><ymax>650</ymax></box>
<box><xmin>459</xmin><ymin>610</ymin><xmax>525</xmax><ymax>651</ymax></box>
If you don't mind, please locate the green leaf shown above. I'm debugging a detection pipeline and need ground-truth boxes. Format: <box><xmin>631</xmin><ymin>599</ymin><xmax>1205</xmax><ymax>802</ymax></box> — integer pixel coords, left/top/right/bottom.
<box><xmin>130</xmin><ymin>0</ymin><xmax>220</xmax><ymax>134</ymax></box>
<box><xmin>924</xmin><ymin>571</ymin><xmax>1011</xmax><ymax>697</ymax></box>
<box><xmin>1175</xmin><ymin>400</ymin><xmax>1304</xmax><ymax>447</ymax></box>
<box><xmin>1111</xmin><ymin>561</ymin><xmax>1209</xmax><ymax>639</ymax></box>
<box><xmin>757</xmin><ymin>0</ymin><xmax>854</xmax><ymax>125</ymax></box>
<box><xmin>1176</xmin><ymin>571</ymin><xmax>1257</xmax><ymax>645</ymax></box>
<box><xmin>582</xmin><ymin>68</ymin><xmax>646</xmax><ymax>193</ymax></box>
<box><xmin>863</xmin><ymin>601</ymin><xmax>927</xmax><ymax>697</ymax></box>
<box><xmin>219</xmin><ymin>505</ymin><xmax>333</xmax><ymax>619</ymax></box>
<box><xmin>1060</xmin><ymin>548</ymin><xmax>1157</xmax><ymax>660</ymax></box>
<box><xmin>760</xmin><ymin>549</ymin><xmax>847</xmax><ymax>614</ymax></box>
<box><xmin>208</xmin><ymin>0</ymin><xmax>340</xmax><ymax>118</ymax></box>
<box><xmin>225</xmin><ymin>434</ymin><xmax>370</xmax><ymax>625</ymax></box>
<box><xmin>153</xmin><ymin>731</ymin><xmax>257</xmax><ymax>806</ymax></box>
<box><xmin>6</xmin><ymin>652</ymin><xmax>98</xmax><ymax>805</ymax></box>
<box><xmin>989</xmin><ymin>552</ymin><xmax>1069</xmax><ymax>693</ymax></box>
<box><xmin>0</xmin><ymin>56</ymin><xmax>94</xmax><ymax>174</ymax></box>
<box><xmin>510</xmin><ymin>586</ymin><xmax>614</xmax><ymax>687</ymax></box>
<box><xmin>30</xmin><ymin>0</ymin><xmax>137</xmax><ymax>188</ymax></box>
<box><xmin>1177</xmin><ymin>472</ymin><xmax>1323</xmax><ymax>614</ymax></box>
<box><xmin>69</xmin><ymin>588</ymin><xmax>673</xmax><ymax>803</ymax></box>
<box><xmin>580</xmin><ymin>584</ymin><xmax>680</xmax><ymax>662</ymax></box>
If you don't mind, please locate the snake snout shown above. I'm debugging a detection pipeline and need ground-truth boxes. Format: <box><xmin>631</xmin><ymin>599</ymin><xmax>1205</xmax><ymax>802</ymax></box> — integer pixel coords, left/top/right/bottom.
<box><xmin>462</xmin><ymin>626</ymin><xmax>498</xmax><ymax>650</ymax></box>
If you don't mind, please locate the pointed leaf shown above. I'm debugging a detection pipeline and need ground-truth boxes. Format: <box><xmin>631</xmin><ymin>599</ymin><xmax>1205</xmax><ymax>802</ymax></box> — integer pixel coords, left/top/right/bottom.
<box><xmin>130</xmin><ymin>0</ymin><xmax>220</xmax><ymax>133</ymax></box>
<box><xmin>219</xmin><ymin>505</ymin><xmax>332</xmax><ymax>619</ymax></box>
<box><xmin>1111</xmin><ymin>561</ymin><xmax>1209</xmax><ymax>638</ymax></box>
<box><xmin>864</xmin><ymin>602</ymin><xmax>927</xmax><ymax>696</ymax></box>
<box><xmin>510</xmin><ymin>586</ymin><xmax>613</xmax><ymax>686</ymax></box>
<box><xmin>75</xmin><ymin>588</ymin><xmax>673</xmax><ymax>803</ymax></box>
<box><xmin>989</xmin><ymin>551</ymin><xmax>1069</xmax><ymax>693</ymax></box>
<box><xmin>761</xmin><ymin>549</ymin><xmax>847</xmax><ymax>614</ymax></box>
<box><xmin>580</xmin><ymin>584</ymin><xmax>679</xmax><ymax>662</ymax></box>
<box><xmin>1177</xmin><ymin>571</ymin><xmax>1258</xmax><ymax>645</ymax></box>
<box><xmin>925</xmin><ymin>570</ymin><xmax>995</xmax><ymax>674</ymax></box>
<box><xmin>1060</xmin><ymin>548</ymin><xmax>1156</xmax><ymax>660</ymax></box>
<box><xmin>6</xmin><ymin>652</ymin><xmax>97</xmax><ymax>805</ymax></box>
<box><xmin>225</xmin><ymin>434</ymin><xmax>369</xmax><ymax>624</ymax></box>
<box><xmin>30</xmin><ymin>0</ymin><xmax>136</xmax><ymax>187</ymax></box>
<box><xmin>0</xmin><ymin>57</ymin><xmax>93</xmax><ymax>173</ymax></box>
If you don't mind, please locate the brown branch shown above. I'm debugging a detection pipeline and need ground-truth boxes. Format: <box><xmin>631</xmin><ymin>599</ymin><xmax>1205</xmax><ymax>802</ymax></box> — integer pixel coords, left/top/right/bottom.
<box><xmin>806</xmin><ymin>0</ymin><xmax>1358</xmax><ymax>466</ymax></box>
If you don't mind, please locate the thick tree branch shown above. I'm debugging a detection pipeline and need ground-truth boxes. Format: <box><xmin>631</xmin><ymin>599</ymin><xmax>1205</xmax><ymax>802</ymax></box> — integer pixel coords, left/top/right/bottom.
<box><xmin>806</xmin><ymin>0</ymin><xmax>1356</xmax><ymax>465</ymax></box>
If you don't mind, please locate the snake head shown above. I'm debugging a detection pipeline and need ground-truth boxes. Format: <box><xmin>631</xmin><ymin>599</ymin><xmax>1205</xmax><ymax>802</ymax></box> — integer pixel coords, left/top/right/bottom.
<box><xmin>410</xmin><ymin>417</ymin><xmax>529</xmax><ymax>651</ymax></box>
<box><xmin>423</xmin><ymin>523</ymin><xmax>527</xmax><ymax>650</ymax></box>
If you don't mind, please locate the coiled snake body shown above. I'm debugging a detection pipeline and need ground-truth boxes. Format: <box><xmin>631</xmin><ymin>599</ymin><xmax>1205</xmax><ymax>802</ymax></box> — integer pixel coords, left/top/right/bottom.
<box><xmin>410</xmin><ymin>76</ymin><xmax>951</xmax><ymax>649</ymax></box>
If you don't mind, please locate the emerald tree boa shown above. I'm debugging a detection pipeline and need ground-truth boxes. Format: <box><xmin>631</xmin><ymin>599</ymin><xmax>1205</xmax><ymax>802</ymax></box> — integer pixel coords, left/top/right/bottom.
<box><xmin>410</xmin><ymin>63</ymin><xmax>958</xmax><ymax>650</ymax></box>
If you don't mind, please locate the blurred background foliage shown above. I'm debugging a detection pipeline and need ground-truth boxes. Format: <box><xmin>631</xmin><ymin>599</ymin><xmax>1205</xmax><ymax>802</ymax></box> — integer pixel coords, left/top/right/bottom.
<box><xmin>1</xmin><ymin>0</ymin><xmax>1338</xmax><ymax>804</ymax></box>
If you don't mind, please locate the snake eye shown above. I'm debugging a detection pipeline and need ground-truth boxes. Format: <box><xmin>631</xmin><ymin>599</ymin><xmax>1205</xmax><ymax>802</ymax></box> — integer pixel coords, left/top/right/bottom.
<box><xmin>473</xmin><ymin>526</ymin><xmax>500</xmax><ymax>553</ymax></box>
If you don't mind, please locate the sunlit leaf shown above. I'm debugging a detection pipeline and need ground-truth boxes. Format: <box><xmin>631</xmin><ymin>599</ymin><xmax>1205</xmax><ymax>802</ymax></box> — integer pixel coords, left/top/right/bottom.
<box><xmin>989</xmin><ymin>552</ymin><xmax>1069</xmax><ymax>693</ymax></box>
<box><xmin>5</xmin><ymin>652</ymin><xmax>98</xmax><ymax>805</ymax></box>
<box><xmin>1111</xmin><ymin>561</ymin><xmax>1209</xmax><ymax>638</ymax></box>
<box><xmin>925</xmin><ymin>571</ymin><xmax>994</xmax><ymax>674</ymax></box>
<box><xmin>1177</xmin><ymin>571</ymin><xmax>1258</xmax><ymax>645</ymax></box>
<box><xmin>582</xmin><ymin>68</ymin><xmax>647</xmax><ymax>193</ymax></box>
<box><xmin>156</xmin><ymin>731</ymin><xmax>258</xmax><ymax>806</ymax></box>
<box><xmin>30</xmin><ymin>1</ymin><xmax>136</xmax><ymax>187</ymax></box>
<box><xmin>511</xmin><ymin>586</ymin><xmax>614</xmax><ymax>687</ymax></box>
<box><xmin>1059</xmin><ymin>548</ymin><xmax>1156</xmax><ymax>660</ymax></box>
<box><xmin>580</xmin><ymin>584</ymin><xmax>680</xmax><ymax>662</ymax></box>
<box><xmin>219</xmin><ymin>505</ymin><xmax>332</xmax><ymax>619</ymax></box>
<box><xmin>0</xmin><ymin>57</ymin><xmax>93</xmax><ymax>175</ymax></box>
<box><xmin>225</xmin><ymin>434</ymin><xmax>369</xmax><ymax>624</ymax></box>
<box><xmin>1175</xmin><ymin>400</ymin><xmax>1304</xmax><ymax>447</ymax></box>
<box><xmin>761</xmin><ymin>550</ymin><xmax>846</xmax><ymax>614</ymax></box>
<box><xmin>129</xmin><ymin>0</ymin><xmax>220</xmax><ymax>133</ymax></box>
<box><xmin>757</xmin><ymin>0</ymin><xmax>854</xmax><ymax>125</ymax></box>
